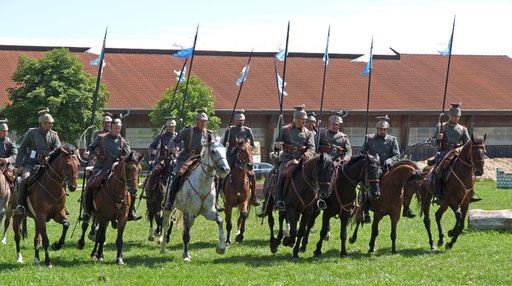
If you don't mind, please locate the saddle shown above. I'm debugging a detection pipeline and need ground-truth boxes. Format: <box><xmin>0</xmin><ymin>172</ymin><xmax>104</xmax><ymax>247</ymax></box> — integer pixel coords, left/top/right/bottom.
<box><xmin>152</xmin><ymin>159</ymin><xmax>166</xmax><ymax>176</ymax></box>
<box><xmin>27</xmin><ymin>165</ymin><xmax>46</xmax><ymax>185</ymax></box>
<box><xmin>178</xmin><ymin>155</ymin><xmax>202</xmax><ymax>177</ymax></box>
<box><xmin>3</xmin><ymin>168</ymin><xmax>15</xmax><ymax>183</ymax></box>
<box><xmin>87</xmin><ymin>168</ymin><xmax>111</xmax><ymax>190</ymax></box>
<box><xmin>435</xmin><ymin>149</ymin><xmax>459</xmax><ymax>174</ymax></box>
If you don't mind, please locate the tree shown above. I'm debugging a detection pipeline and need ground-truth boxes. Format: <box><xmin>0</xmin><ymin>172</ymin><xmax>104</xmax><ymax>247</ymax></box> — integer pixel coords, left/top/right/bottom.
<box><xmin>150</xmin><ymin>75</ymin><xmax>221</xmax><ymax>135</ymax></box>
<box><xmin>3</xmin><ymin>48</ymin><xmax>110</xmax><ymax>143</ymax></box>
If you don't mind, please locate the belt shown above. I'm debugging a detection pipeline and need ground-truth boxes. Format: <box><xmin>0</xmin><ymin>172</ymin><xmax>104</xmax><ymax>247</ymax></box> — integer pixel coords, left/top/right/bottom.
<box><xmin>283</xmin><ymin>144</ymin><xmax>306</xmax><ymax>153</ymax></box>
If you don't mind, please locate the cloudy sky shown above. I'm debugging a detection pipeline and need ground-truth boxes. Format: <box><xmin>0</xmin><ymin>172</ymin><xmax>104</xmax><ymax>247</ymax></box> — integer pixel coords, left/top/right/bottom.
<box><xmin>0</xmin><ymin>0</ymin><xmax>510</xmax><ymax>56</ymax></box>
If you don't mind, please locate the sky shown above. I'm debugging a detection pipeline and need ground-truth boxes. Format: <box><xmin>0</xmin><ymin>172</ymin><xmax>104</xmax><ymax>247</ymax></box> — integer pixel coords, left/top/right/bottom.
<box><xmin>0</xmin><ymin>0</ymin><xmax>510</xmax><ymax>56</ymax></box>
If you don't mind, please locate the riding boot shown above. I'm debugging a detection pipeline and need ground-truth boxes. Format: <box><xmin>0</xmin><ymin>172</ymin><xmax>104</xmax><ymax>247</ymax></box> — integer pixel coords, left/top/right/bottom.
<box><xmin>276</xmin><ymin>176</ymin><xmax>287</xmax><ymax>212</ymax></box>
<box><xmin>215</xmin><ymin>180</ymin><xmax>225</xmax><ymax>212</ymax></box>
<box><xmin>433</xmin><ymin>177</ymin><xmax>444</xmax><ymax>205</ymax></box>
<box><xmin>81</xmin><ymin>187</ymin><xmax>94</xmax><ymax>222</ymax></box>
<box><xmin>127</xmin><ymin>194</ymin><xmax>142</xmax><ymax>221</ymax></box>
<box><xmin>248</xmin><ymin>173</ymin><xmax>260</xmax><ymax>206</ymax></box>
<box><xmin>470</xmin><ymin>193</ymin><xmax>482</xmax><ymax>203</ymax></box>
<box><xmin>165</xmin><ymin>176</ymin><xmax>181</xmax><ymax>211</ymax></box>
<box><xmin>15</xmin><ymin>180</ymin><xmax>28</xmax><ymax>216</ymax></box>
<box><xmin>402</xmin><ymin>205</ymin><xmax>416</xmax><ymax>218</ymax></box>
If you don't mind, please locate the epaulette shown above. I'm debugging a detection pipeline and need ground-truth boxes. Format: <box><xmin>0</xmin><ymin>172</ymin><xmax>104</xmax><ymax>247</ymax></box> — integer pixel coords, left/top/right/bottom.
<box><xmin>50</xmin><ymin>130</ymin><xmax>58</xmax><ymax>135</ymax></box>
<box><xmin>369</xmin><ymin>134</ymin><xmax>376</xmax><ymax>140</ymax></box>
<box><xmin>7</xmin><ymin>137</ymin><xmax>15</xmax><ymax>144</ymax></box>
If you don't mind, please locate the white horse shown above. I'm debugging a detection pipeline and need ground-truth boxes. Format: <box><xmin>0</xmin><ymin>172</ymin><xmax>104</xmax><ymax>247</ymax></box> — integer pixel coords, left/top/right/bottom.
<box><xmin>159</xmin><ymin>135</ymin><xmax>230</xmax><ymax>261</ymax></box>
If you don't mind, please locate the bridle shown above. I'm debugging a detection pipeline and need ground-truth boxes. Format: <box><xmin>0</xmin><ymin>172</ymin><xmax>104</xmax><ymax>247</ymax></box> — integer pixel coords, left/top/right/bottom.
<box><xmin>457</xmin><ymin>141</ymin><xmax>486</xmax><ymax>169</ymax></box>
<box><xmin>200</xmin><ymin>141</ymin><xmax>227</xmax><ymax>177</ymax></box>
<box><xmin>234</xmin><ymin>143</ymin><xmax>253</xmax><ymax>171</ymax></box>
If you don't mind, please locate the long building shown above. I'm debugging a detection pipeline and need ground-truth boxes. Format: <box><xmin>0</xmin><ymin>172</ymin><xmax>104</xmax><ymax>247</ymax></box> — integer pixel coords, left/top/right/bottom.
<box><xmin>1</xmin><ymin>45</ymin><xmax>511</xmax><ymax>161</ymax></box>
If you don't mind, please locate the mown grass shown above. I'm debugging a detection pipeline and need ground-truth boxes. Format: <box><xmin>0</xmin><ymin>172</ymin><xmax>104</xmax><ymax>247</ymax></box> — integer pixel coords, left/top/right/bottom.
<box><xmin>1</xmin><ymin>180</ymin><xmax>511</xmax><ymax>285</ymax></box>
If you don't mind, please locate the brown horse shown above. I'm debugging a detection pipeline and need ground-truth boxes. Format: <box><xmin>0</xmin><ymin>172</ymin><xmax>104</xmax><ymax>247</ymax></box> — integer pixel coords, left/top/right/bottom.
<box><xmin>223</xmin><ymin>140</ymin><xmax>253</xmax><ymax>245</ymax></box>
<box><xmin>82</xmin><ymin>152</ymin><xmax>143</xmax><ymax>264</ymax></box>
<box><xmin>416</xmin><ymin>134</ymin><xmax>486</xmax><ymax>250</ymax></box>
<box><xmin>349</xmin><ymin>159</ymin><xmax>422</xmax><ymax>254</ymax></box>
<box><xmin>13</xmin><ymin>144</ymin><xmax>79</xmax><ymax>266</ymax></box>
<box><xmin>312</xmin><ymin>153</ymin><xmax>380</xmax><ymax>257</ymax></box>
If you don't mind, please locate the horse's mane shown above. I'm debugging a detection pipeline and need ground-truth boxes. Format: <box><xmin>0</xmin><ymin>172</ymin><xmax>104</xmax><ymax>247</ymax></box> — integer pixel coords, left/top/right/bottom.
<box><xmin>390</xmin><ymin>159</ymin><xmax>419</xmax><ymax>171</ymax></box>
<box><xmin>345</xmin><ymin>154</ymin><xmax>365</xmax><ymax>167</ymax></box>
<box><xmin>48</xmin><ymin>144</ymin><xmax>76</xmax><ymax>165</ymax></box>
<box><xmin>317</xmin><ymin>153</ymin><xmax>333</xmax><ymax>170</ymax></box>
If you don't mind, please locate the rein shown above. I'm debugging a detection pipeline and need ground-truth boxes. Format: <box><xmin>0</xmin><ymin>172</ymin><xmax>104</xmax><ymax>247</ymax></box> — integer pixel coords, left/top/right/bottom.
<box><xmin>332</xmin><ymin>164</ymin><xmax>355</xmax><ymax>217</ymax></box>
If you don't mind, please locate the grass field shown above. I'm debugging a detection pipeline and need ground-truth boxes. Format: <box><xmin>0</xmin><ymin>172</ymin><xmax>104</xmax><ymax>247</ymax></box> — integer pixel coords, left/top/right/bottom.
<box><xmin>0</xmin><ymin>179</ymin><xmax>511</xmax><ymax>285</ymax></box>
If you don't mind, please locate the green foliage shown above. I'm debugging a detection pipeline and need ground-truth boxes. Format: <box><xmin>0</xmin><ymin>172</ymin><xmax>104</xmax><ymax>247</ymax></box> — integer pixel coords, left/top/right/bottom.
<box><xmin>149</xmin><ymin>76</ymin><xmax>220</xmax><ymax>136</ymax></box>
<box><xmin>3</xmin><ymin>48</ymin><xmax>110</xmax><ymax>143</ymax></box>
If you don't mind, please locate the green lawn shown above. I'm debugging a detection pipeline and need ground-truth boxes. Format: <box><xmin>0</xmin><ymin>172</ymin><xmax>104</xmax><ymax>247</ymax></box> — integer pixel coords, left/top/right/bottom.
<box><xmin>1</xmin><ymin>180</ymin><xmax>511</xmax><ymax>285</ymax></box>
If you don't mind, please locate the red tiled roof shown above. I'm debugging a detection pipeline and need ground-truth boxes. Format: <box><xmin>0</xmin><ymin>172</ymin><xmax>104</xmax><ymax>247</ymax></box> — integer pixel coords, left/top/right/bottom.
<box><xmin>1</xmin><ymin>46</ymin><xmax>511</xmax><ymax>111</ymax></box>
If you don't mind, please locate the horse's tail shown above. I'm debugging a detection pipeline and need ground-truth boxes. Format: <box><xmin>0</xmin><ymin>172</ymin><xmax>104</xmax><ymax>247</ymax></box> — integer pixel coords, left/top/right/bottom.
<box><xmin>21</xmin><ymin>216</ymin><xmax>28</xmax><ymax>240</ymax></box>
<box><xmin>348</xmin><ymin>205</ymin><xmax>359</xmax><ymax>226</ymax></box>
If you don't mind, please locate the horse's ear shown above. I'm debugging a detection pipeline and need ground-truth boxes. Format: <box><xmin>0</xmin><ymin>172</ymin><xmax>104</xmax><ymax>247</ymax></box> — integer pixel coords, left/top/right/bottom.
<box><xmin>471</xmin><ymin>133</ymin><xmax>475</xmax><ymax>143</ymax></box>
<box><xmin>207</xmin><ymin>133</ymin><xmax>213</xmax><ymax>144</ymax></box>
<box><xmin>236</xmin><ymin>138</ymin><xmax>240</xmax><ymax>144</ymax></box>
<box><xmin>128</xmin><ymin>151</ymin><xmax>134</xmax><ymax>160</ymax></box>
<box><xmin>483</xmin><ymin>134</ymin><xmax>487</xmax><ymax>143</ymax></box>
<box><xmin>139</xmin><ymin>153</ymin><xmax>144</xmax><ymax>161</ymax></box>
<box><xmin>320</xmin><ymin>152</ymin><xmax>324</xmax><ymax>160</ymax></box>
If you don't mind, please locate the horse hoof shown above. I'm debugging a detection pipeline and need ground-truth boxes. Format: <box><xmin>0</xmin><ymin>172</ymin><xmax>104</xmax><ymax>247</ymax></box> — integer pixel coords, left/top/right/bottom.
<box><xmin>97</xmin><ymin>257</ymin><xmax>104</xmax><ymax>263</ymax></box>
<box><xmin>349</xmin><ymin>237</ymin><xmax>356</xmax><ymax>244</ymax></box>
<box><xmin>148</xmin><ymin>236</ymin><xmax>154</xmax><ymax>242</ymax></box>
<box><xmin>446</xmin><ymin>243</ymin><xmax>453</xmax><ymax>250</ymax></box>
<box><xmin>17</xmin><ymin>253</ymin><xmax>23</xmax><ymax>264</ymax></box>
<box><xmin>437</xmin><ymin>241</ymin><xmax>444</xmax><ymax>247</ymax></box>
<box><xmin>216</xmin><ymin>245</ymin><xmax>226</xmax><ymax>255</ymax></box>
<box><xmin>235</xmin><ymin>235</ymin><xmax>243</xmax><ymax>244</ymax></box>
<box><xmin>226</xmin><ymin>241</ymin><xmax>231</xmax><ymax>247</ymax></box>
<box><xmin>313</xmin><ymin>250</ymin><xmax>322</xmax><ymax>257</ymax></box>
<box><xmin>391</xmin><ymin>250</ymin><xmax>397</xmax><ymax>255</ymax></box>
<box><xmin>160</xmin><ymin>248</ymin><xmax>167</xmax><ymax>254</ymax></box>
<box><xmin>116</xmin><ymin>258</ymin><xmax>124</xmax><ymax>265</ymax></box>
<box><xmin>270</xmin><ymin>247</ymin><xmax>278</xmax><ymax>254</ymax></box>
<box><xmin>77</xmin><ymin>240</ymin><xmax>85</xmax><ymax>250</ymax></box>
<box><xmin>47</xmin><ymin>263</ymin><xmax>53</xmax><ymax>268</ymax></box>
<box><xmin>34</xmin><ymin>258</ymin><xmax>40</xmax><ymax>265</ymax></box>
<box><xmin>292</xmin><ymin>256</ymin><xmax>300</xmax><ymax>261</ymax></box>
<box><xmin>1</xmin><ymin>237</ymin><xmax>6</xmax><ymax>244</ymax></box>
<box><xmin>340</xmin><ymin>252</ymin><xmax>348</xmax><ymax>258</ymax></box>
<box><xmin>183</xmin><ymin>257</ymin><xmax>190</xmax><ymax>262</ymax></box>
<box><xmin>431</xmin><ymin>245</ymin><xmax>437</xmax><ymax>250</ymax></box>
<box><xmin>447</xmin><ymin>230</ymin><xmax>454</xmax><ymax>237</ymax></box>
<box><xmin>51</xmin><ymin>242</ymin><xmax>61</xmax><ymax>251</ymax></box>
<box><xmin>368</xmin><ymin>249</ymin><xmax>375</xmax><ymax>254</ymax></box>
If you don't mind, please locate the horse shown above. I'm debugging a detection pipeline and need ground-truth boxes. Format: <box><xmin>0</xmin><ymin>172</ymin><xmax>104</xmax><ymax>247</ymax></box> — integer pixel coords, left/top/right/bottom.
<box><xmin>416</xmin><ymin>134</ymin><xmax>486</xmax><ymax>250</ymax></box>
<box><xmin>13</xmin><ymin>144</ymin><xmax>79</xmax><ymax>266</ymax></box>
<box><xmin>144</xmin><ymin>153</ymin><xmax>174</xmax><ymax>242</ymax></box>
<box><xmin>79</xmin><ymin>152</ymin><xmax>143</xmax><ymax>264</ymax></box>
<box><xmin>222</xmin><ymin>140</ymin><xmax>253</xmax><ymax>245</ymax></box>
<box><xmin>349</xmin><ymin>159</ymin><xmax>422</xmax><ymax>254</ymax></box>
<box><xmin>271</xmin><ymin>153</ymin><xmax>334</xmax><ymax>259</ymax></box>
<box><xmin>0</xmin><ymin>163</ymin><xmax>12</xmax><ymax>244</ymax></box>
<box><xmin>159</xmin><ymin>135</ymin><xmax>230</xmax><ymax>261</ymax></box>
<box><xmin>312</xmin><ymin>153</ymin><xmax>380</xmax><ymax>257</ymax></box>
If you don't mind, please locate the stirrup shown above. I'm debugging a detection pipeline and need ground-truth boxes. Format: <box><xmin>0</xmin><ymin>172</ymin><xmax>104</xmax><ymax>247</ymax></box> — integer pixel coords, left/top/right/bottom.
<box><xmin>470</xmin><ymin>197</ymin><xmax>482</xmax><ymax>203</ymax></box>
<box><xmin>15</xmin><ymin>206</ymin><xmax>25</xmax><ymax>216</ymax></box>
<box><xmin>276</xmin><ymin>201</ymin><xmax>286</xmax><ymax>211</ymax></box>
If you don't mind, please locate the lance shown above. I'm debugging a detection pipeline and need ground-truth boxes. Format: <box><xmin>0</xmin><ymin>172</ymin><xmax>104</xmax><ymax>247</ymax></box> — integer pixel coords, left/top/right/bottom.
<box><xmin>273</xmin><ymin>58</ymin><xmax>282</xmax><ymax>107</ymax></box>
<box><xmin>364</xmin><ymin>36</ymin><xmax>374</xmax><ymax>137</ymax></box>
<box><xmin>274</xmin><ymin>21</ymin><xmax>290</xmax><ymax>152</ymax></box>
<box><xmin>177</xmin><ymin>25</ymin><xmax>199</xmax><ymax>132</ymax></box>
<box><xmin>73</xmin><ymin>27</ymin><xmax>107</xmax><ymax>237</ymax></box>
<box><xmin>437</xmin><ymin>16</ymin><xmax>456</xmax><ymax>147</ymax></box>
<box><xmin>315</xmin><ymin>25</ymin><xmax>330</xmax><ymax>152</ymax></box>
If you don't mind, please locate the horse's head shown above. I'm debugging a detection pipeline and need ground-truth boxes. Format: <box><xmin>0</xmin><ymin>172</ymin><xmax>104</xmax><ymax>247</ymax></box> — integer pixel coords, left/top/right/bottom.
<box><xmin>235</xmin><ymin>139</ymin><xmax>254</xmax><ymax>171</ymax></box>
<box><xmin>204</xmin><ymin>134</ymin><xmax>230</xmax><ymax>178</ymax></box>
<box><xmin>48</xmin><ymin>144</ymin><xmax>80</xmax><ymax>192</ymax></box>
<box><xmin>120</xmin><ymin>152</ymin><xmax>144</xmax><ymax>194</ymax></box>
<box><xmin>365</xmin><ymin>152</ymin><xmax>382</xmax><ymax>199</ymax></box>
<box><xmin>470</xmin><ymin>134</ymin><xmax>486</xmax><ymax>176</ymax></box>
<box><xmin>313</xmin><ymin>153</ymin><xmax>335</xmax><ymax>199</ymax></box>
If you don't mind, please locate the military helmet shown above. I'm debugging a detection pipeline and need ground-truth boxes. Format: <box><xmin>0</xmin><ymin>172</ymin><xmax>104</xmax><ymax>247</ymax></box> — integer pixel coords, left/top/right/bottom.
<box><xmin>376</xmin><ymin>115</ymin><xmax>390</xmax><ymax>129</ymax></box>
<box><xmin>195</xmin><ymin>109</ymin><xmax>208</xmax><ymax>121</ymax></box>
<box><xmin>38</xmin><ymin>108</ymin><xmax>54</xmax><ymax>123</ymax></box>
<box><xmin>329</xmin><ymin>110</ymin><xmax>347</xmax><ymax>124</ymax></box>
<box><xmin>449</xmin><ymin>102</ymin><xmax>462</xmax><ymax>116</ymax></box>
<box><xmin>165</xmin><ymin>115</ymin><xmax>177</xmax><ymax>127</ymax></box>
<box><xmin>307</xmin><ymin>112</ymin><xmax>317</xmax><ymax>123</ymax></box>
<box><xmin>234</xmin><ymin>109</ymin><xmax>245</xmax><ymax>121</ymax></box>
<box><xmin>102</xmin><ymin>111</ymin><xmax>113</xmax><ymax>123</ymax></box>
<box><xmin>112</xmin><ymin>118</ymin><xmax>122</xmax><ymax>126</ymax></box>
<box><xmin>0</xmin><ymin>119</ymin><xmax>8</xmax><ymax>131</ymax></box>
<box><xmin>293</xmin><ymin>104</ymin><xmax>307</xmax><ymax>119</ymax></box>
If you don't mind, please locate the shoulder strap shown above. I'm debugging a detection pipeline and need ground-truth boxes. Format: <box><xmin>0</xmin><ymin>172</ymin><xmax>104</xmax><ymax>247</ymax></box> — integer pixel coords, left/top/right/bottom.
<box><xmin>120</xmin><ymin>137</ymin><xmax>124</xmax><ymax>157</ymax></box>
<box><xmin>100</xmin><ymin>133</ymin><xmax>107</xmax><ymax>152</ymax></box>
<box><xmin>286</xmin><ymin>125</ymin><xmax>292</xmax><ymax>143</ymax></box>
<box><xmin>324</xmin><ymin>129</ymin><xmax>328</xmax><ymax>145</ymax></box>
<box><xmin>441</xmin><ymin>122</ymin><xmax>448</xmax><ymax>134</ymax></box>
<box><xmin>188</xmin><ymin>127</ymin><xmax>193</xmax><ymax>153</ymax></box>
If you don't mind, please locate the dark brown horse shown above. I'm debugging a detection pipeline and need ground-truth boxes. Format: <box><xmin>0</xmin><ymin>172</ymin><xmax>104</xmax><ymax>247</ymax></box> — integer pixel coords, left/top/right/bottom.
<box><xmin>281</xmin><ymin>153</ymin><xmax>336</xmax><ymax>259</ymax></box>
<box><xmin>81</xmin><ymin>152</ymin><xmax>143</xmax><ymax>264</ymax></box>
<box><xmin>349</xmin><ymin>159</ymin><xmax>422</xmax><ymax>254</ymax></box>
<box><xmin>312</xmin><ymin>153</ymin><xmax>379</xmax><ymax>257</ymax></box>
<box><xmin>13</xmin><ymin>145</ymin><xmax>79</xmax><ymax>266</ymax></box>
<box><xmin>416</xmin><ymin>134</ymin><xmax>486</xmax><ymax>250</ymax></box>
<box><xmin>223</xmin><ymin>140</ymin><xmax>253</xmax><ymax>245</ymax></box>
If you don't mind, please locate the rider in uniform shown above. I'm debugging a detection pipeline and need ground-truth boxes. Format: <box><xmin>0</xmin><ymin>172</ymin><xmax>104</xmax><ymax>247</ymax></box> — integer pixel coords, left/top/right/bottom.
<box><xmin>15</xmin><ymin>108</ymin><xmax>61</xmax><ymax>216</ymax></box>
<box><xmin>318</xmin><ymin>111</ymin><xmax>352</xmax><ymax>164</ymax></box>
<box><xmin>0</xmin><ymin>119</ymin><xmax>18</xmax><ymax>188</ymax></box>
<box><xmin>164</xmin><ymin>109</ymin><xmax>213</xmax><ymax>211</ymax></box>
<box><xmin>93</xmin><ymin>112</ymin><xmax>113</xmax><ymax>140</ymax></box>
<box><xmin>306</xmin><ymin>112</ymin><xmax>317</xmax><ymax>138</ymax></box>
<box><xmin>221</xmin><ymin>109</ymin><xmax>259</xmax><ymax>206</ymax></box>
<box><xmin>274</xmin><ymin>105</ymin><xmax>316</xmax><ymax>211</ymax></box>
<box><xmin>431</xmin><ymin>102</ymin><xmax>480</xmax><ymax>204</ymax></box>
<box><xmin>82</xmin><ymin>118</ymin><xmax>139</xmax><ymax>221</ymax></box>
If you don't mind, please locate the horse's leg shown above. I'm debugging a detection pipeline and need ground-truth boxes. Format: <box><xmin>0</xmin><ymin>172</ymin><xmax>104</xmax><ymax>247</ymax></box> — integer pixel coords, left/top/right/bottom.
<box><xmin>268</xmin><ymin>209</ymin><xmax>279</xmax><ymax>253</ymax></box>
<box><xmin>422</xmin><ymin>187</ymin><xmax>436</xmax><ymax>250</ymax></box>
<box><xmin>300</xmin><ymin>210</ymin><xmax>319</xmax><ymax>253</ymax></box>
<box><xmin>51</xmin><ymin>210</ymin><xmax>70</xmax><ymax>251</ymax></box>
<box><xmin>77</xmin><ymin>217</ymin><xmax>89</xmax><ymax>250</ymax></box>
<box><xmin>35</xmin><ymin>216</ymin><xmax>52</xmax><ymax>267</ymax></box>
<box><xmin>96</xmin><ymin>219</ymin><xmax>108</xmax><ymax>262</ymax></box>
<box><xmin>368</xmin><ymin>213</ymin><xmax>382</xmax><ymax>254</ymax></box>
<box><xmin>313</xmin><ymin>211</ymin><xmax>330</xmax><ymax>256</ymax></box>
<box><xmin>88</xmin><ymin>217</ymin><xmax>97</xmax><ymax>242</ymax></box>
<box><xmin>225</xmin><ymin>204</ymin><xmax>233</xmax><ymax>246</ymax></box>
<box><xmin>283</xmin><ymin>210</ymin><xmax>298</xmax><ymax>248</ymax></box>
<box><xmin>205</xmin><ymin>207</ymin><xmax>226</xmax><ymax>255</ymax></box>
<box><xmin>276</xmin><ymin>210</ymin><xmax>285</xmax><ymax>245</ymax></box>
<box><xmin>292</xmin><ymin>211</ymin><xmax>309</xmax><ymax>259</ymax></box>
<box><xmin>435</xmin><ymin>203</ymin><xmax>449</xmax><ymax>247</ymax></box>
<box><xmin>235</xmin><ymin>199</ymin><xmax>249</xmax><ymax>244</ymax></box>
<box><xmin>116</xmin><ymin>218</ymin><xmax>127</xmax><ymax>265</ymax></box>
<box><xmin>166</xmin><ymin>220</ymin><xmax>174</xmax><ymax>244</ymax></box>
<box><xmin>340</xmin><ymin>211</ymin><xmax>351</xmax><ymax>257</ymax></box>
<box><xmin>182</xmin><ymin>212</ymin><xmax>194</xmax><ymax>261</ymax></box>
<box><xmin>390</xmin><ymin>213</ymin><xmax>400</xmax><ymax>254</ymax></box>
<box><xmin>13</xmin><ymin>215</ymin><xmax>23</xmax><ymax>263</ymax></box>
<box><xmin>349</xmin><ymin>206</ymin><xmax>363</xmax><ymax>244</ymax></box>
<box><xmin>155</xmin><ymin>212</ymin><xmax>162</xmax><ymax>236</ymax></box>
<box><xmin>159</xmin><ymin>210</ymin><xmax>171</xmax><ymax>252</ymax></box>
<box><xmin>1</xmin><ymin>205</ymin><xmax>11</xmax><ymax>244</ymax></box>
<box><xmin>446</xmin><ymin>204</ymin><xmax>464</xmax><ymax>249</ymax></box>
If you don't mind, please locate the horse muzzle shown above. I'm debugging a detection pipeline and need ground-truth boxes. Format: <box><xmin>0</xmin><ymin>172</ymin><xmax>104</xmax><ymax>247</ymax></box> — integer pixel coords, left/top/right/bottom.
<box><xmin>68</xmin><ymin>183</ymin><xmax>77</xmax><ymax>192</ymax></box>
<box><xmin>218</xmin><ymin>166</ymin><xmax>230</xmax><ymax>179</ymax></box>
<box><xmin>474</xmin><ymin>168</ymin><xmax>483</xmax><ymax>176</ymax></box>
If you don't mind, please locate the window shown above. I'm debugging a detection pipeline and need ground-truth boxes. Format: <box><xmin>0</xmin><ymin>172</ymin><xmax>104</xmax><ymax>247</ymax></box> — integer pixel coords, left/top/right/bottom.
<box><xmin>125</xmin><ymin>128</ymin><xmax>154</xmax><ymax>148</ymax></box>
<box><xmin>408</xmin><ymin>127</ymin><xmax>436</xmax><ymax>146</ymax></box>
<box><xmin>473</xmin><ymin>127</ymin><xmax>512</xmax><ymax>145</ymax></box>
<box><xmin>343</xmin><ymin>127</ymin><xmax>400</xmax><ymax>147</ymax></box>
